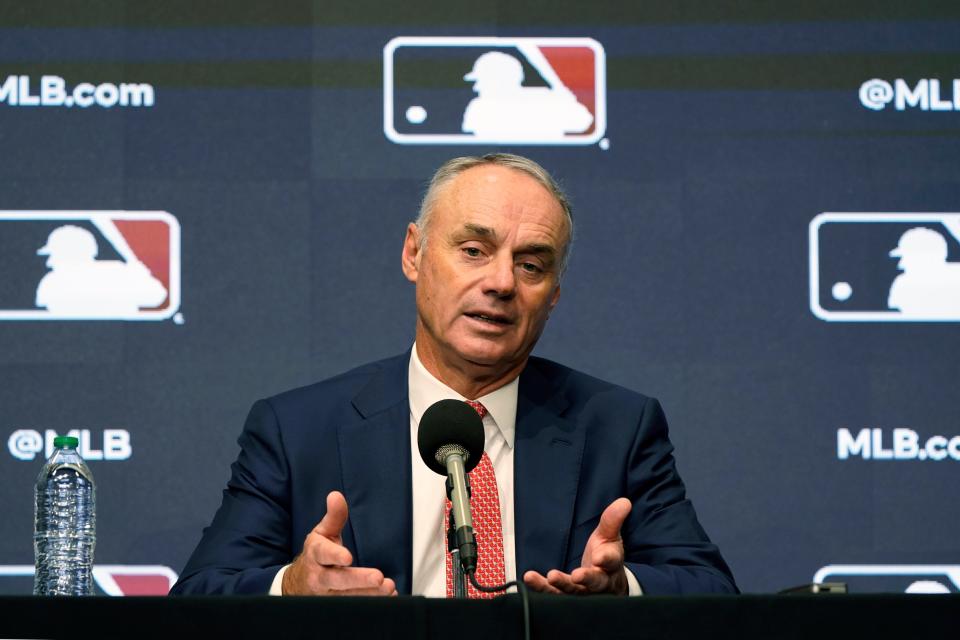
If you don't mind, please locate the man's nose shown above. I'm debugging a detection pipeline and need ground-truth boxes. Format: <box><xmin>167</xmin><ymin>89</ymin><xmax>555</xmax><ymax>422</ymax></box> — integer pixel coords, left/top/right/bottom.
<box><xmin>482</xmin><ymin>255</ymin><xmax>517</xmax><ymax>299</ymax></box>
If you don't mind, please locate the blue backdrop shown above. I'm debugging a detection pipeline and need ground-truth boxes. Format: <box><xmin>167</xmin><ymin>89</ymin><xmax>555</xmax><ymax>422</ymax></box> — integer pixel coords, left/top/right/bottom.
<box><xmin>1</xmin><ymin>2</ymin><xmax>958</xmax><ymax>595</ymax></box>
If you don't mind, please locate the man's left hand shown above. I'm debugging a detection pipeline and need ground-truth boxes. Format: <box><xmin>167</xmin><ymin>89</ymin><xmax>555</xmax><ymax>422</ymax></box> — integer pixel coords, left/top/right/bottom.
<box><xmin>522</xmin><ymin>498</ymin><xmax>632</xmax><ymax>595</ymax></box>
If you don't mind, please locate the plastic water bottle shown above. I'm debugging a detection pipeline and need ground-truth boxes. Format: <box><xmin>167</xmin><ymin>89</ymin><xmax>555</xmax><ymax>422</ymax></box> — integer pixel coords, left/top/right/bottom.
<box><xmin>34</xmin><ymin>435</ymin><xmax>96</xmax><ymax>595</ymax></box>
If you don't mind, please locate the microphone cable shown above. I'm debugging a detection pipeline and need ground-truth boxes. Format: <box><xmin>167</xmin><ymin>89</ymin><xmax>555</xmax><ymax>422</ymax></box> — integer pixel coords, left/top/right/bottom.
<box><xmin>468</xmin><ymin>570</ymin><xmax>530</xmax><ymax>640</ymax></box>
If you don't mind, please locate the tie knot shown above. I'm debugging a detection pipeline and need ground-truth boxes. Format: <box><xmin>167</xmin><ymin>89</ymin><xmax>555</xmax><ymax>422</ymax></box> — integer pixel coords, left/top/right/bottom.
<box><xmin>465</xmin><ymin>400</ymin><xmax>488</xmax><ymax>419</ymax></box>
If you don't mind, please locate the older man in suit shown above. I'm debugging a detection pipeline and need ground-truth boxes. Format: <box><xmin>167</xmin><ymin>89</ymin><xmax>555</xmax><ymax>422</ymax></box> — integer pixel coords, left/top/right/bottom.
<box><xmin>171</xmin><ymin>153</ymin><xmax>736</xmax><ymax>597</ymax></box>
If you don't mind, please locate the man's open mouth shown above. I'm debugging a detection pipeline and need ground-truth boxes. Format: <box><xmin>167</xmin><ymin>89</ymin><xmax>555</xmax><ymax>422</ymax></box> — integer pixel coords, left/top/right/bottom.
<box><xmin>465</xmin><ymin>313</ymin><xmax>511</xmax><ymax>325</ymax></box>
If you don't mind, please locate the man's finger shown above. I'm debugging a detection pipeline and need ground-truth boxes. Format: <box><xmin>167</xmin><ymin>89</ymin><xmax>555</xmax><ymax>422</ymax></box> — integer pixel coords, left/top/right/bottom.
<box><xmin>320</xmin><ymin>566</ymin><xmax>385</xmax><ymax>592</ymax></box>
<box><xmin>547</xmin><ymin>569</ymin><xmax>588</xmax><ymax>595</ymax></box>
<box><xmin>326</xmin><ymin>583</ymin><xmax>396</xmax><ymax>597</ymax></box>
<box><xmin>589</xmin><ymin>542</ymin><xmax>624</xmax><ymax>572</ymax></box>
<box><xmin>309</xmin><ymin>535</ymin><xmax>353</xmax><ymax>567</ymax></box>
<box><xmin>595</xmin><ymin>497</ymin><xmax>632</xmax><ymax>541</ymax></box>
<box><xmin>523</xmin><ymin>570</ymin><xmax>564</xmax><ymax>595</ymax></box>
<box><xmin>571</xmin><ymin>566</ymin><xmax>609</xmax><ymax>592</ymax></box>
<box><xmin>314</xmin><ymin>491</ymin><xmax>350</xmax><ymax>540</ymax></box>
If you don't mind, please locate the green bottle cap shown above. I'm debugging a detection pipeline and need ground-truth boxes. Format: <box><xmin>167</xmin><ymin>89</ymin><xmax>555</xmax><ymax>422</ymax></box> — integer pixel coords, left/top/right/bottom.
<box><xmin>53</xmin><ymin>436</ymin><xmax>79</xmax><ymax>448</ymax></box>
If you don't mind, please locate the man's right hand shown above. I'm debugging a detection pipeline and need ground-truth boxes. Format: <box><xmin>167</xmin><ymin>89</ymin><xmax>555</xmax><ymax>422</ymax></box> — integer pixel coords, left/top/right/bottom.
<box><xmin>281</xmin><ymin>491</ymin><xmax>398</xmax><ymax>596</ymax></box>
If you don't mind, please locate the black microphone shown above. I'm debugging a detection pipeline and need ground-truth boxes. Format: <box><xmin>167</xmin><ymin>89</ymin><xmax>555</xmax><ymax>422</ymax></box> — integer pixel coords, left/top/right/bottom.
<box><xmin>417</xmin><ymin>399</ymin><xmax>485</xmax><ymax>574</ymax></box>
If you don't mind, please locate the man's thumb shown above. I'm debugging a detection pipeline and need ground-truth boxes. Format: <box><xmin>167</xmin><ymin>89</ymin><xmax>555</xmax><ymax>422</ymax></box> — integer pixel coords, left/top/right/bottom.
<box><xmin>596</xmin><ymin>498</ymin><xmax>632</xmax><ymax>540</ymax></box>
<box><xmin>316</xmin><ymin>490</ymin><xmax>349</xmax><ymax>538</ymax></box>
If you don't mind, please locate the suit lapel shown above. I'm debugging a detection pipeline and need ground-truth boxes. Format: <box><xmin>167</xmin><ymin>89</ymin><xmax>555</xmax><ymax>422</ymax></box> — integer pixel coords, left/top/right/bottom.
<box><xmin>335</xmin><ymin>352</ymin><xmax>586</xmax><ymax>590</ymax></box>
<box><xmin>514</xmin><ymin>359</ymin><xmax>585</xmax><ymax>575</ymax></box>
<box><xmin>338</xmin><ymin>353</ymin><xmax>413</xmax><ymax>594</ymax></box>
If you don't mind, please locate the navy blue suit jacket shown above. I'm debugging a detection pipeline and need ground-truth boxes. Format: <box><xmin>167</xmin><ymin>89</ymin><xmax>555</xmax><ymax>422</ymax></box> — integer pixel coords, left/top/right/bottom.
<box><xmin>171</xmin><ymin>352</ymin><xmax>737</xmax><ymax>595</ymax></box>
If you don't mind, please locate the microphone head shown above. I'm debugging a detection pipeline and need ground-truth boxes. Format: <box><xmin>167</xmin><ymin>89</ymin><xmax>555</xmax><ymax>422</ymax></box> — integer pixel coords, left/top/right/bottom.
<box><xmin>417</xmin><ymin>399</ymin><xmax>485</xmax><ymax>476</ymax></box>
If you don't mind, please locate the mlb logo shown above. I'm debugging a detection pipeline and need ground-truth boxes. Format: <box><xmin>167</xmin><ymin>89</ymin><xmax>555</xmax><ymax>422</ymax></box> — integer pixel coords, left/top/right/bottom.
<box><xmin>814</xmin><ymin>565</ymin><xmax>960</xmax><ymax>594</ymax></box>
<box><xmin>809</xmin><ymin>212</ymin><xmax>960</xmax><ymax>322</ymax></box>
<box><xmin>0</xmin><ymin>564</ymin><xmax>178</xmax><ymax>595</ymax></box>
<box><xmin>0</xmin><ymin>211</ymin><xmax>181</xmax><ymax>321</ymax></box>
<box><xmin>383</xmin><ymin>36</ymin><xmax>606</xmax><ymax>145</ymax></box>
<box><xmin>93</xmin><ymin>564</ymin><xmax>179</xmax><ymax>596</ymax></box>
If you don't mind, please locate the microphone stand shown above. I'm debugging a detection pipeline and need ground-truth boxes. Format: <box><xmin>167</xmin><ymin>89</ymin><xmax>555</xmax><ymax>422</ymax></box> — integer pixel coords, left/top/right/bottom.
<box><xmin>442</xmin><ymin>457</ymin><xmax>530</xmax><ymax>640</ymax></box>
<box><xmin>446</xmin><ymin>475</ymin><xmax>470</xmax><ymax>599</ymax></box>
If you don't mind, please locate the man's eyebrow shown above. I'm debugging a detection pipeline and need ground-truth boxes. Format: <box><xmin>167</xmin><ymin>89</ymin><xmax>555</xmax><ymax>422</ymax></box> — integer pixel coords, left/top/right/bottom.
<box><xmin>520</xmin><ymin>243</ymin><xmax>557</xmax><ymax>256</ymax></box>
<box><xmin>459</xmin><ymin>223</ymin><xmax>495</xmax><ymax>238</ymax></box>
<box><xmin>454</xmin><ymin>224</ymin><xmax>558</xmax><ymax>261</ymax></box>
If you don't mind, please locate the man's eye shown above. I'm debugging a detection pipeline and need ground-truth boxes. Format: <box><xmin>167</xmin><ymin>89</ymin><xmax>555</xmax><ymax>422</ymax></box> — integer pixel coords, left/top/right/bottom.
<box><xmin>520</xmin><ymin>262</ymin><xmax>542</xmax><ymax>273</ymax></box>
<box><xmin>463</xmin><ymin>247</ymin><xmax>482</xmax><ymax>257</ymax></box>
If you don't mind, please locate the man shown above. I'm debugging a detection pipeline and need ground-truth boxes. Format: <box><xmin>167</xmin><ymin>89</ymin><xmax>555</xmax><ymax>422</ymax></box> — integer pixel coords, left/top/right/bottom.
<box><xmin>171</xmin><ymin>153</ymin><xmax>736</xmax><ymax>597</ymax></box>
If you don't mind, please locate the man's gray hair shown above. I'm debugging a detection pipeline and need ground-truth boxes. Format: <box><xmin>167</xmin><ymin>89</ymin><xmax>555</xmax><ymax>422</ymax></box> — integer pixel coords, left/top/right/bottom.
<box><xmin>414</xmin><ymin>153</ymin><xmax>574</xmax><ymax>274</ymax></box>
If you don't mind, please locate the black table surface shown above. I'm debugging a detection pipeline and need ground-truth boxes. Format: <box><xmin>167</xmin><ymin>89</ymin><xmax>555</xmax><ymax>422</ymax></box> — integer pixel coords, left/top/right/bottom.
<box><xmin>1</xmin><ymin>593</ymin><xmax>958</xmax><ymax>639</ymax></box>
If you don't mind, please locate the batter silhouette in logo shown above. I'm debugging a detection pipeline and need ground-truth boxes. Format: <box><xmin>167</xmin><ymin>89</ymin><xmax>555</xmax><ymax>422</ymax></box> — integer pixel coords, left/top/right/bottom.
<box><xmin>461</xmin><ymin>51</ymin><xmax>593</xmax><ymax>142</ymax></box>
<box><xmin>35</xmin><ymin>224</ymin><xmax>167</xmax><ymax>317</ymax></box>
<box><xmin>887</xmin><ymin>227</ymin><xmax>960</xmax><ymax>317</ymax></box>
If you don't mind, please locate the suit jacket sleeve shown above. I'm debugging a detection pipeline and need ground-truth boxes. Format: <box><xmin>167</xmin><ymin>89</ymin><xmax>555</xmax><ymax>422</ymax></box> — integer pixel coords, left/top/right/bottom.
<box><xmin>169</xmin><ymin>399</ymin><xmax>294</xmax><ymax>594</ymax></box>
<box><xmin>619</xmin><ymin>398</ymin><xmax>738</xmax><ymax>594</ymax></box>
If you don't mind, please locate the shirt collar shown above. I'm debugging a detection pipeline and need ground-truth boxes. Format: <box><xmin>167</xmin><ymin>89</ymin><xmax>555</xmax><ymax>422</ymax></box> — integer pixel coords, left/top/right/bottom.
<box><xmin>408</xmin><ymin>343</ymin><xmax>517</xmax><ymax>449</ymax></box>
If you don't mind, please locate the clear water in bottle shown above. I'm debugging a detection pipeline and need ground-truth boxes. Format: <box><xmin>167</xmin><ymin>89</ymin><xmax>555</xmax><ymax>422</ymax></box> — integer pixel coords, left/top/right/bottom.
<box><xmin>34</xmin><ymin>436</ymin><xmax>96</xmax><ymax>595</ymax></box>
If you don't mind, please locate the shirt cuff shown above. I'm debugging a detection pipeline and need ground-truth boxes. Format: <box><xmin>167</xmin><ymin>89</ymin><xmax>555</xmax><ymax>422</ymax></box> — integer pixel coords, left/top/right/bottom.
<box><xmin>625</xmin><ymin>566</ymin><xmax>644</xmax><ymax>596</ymax></box>
<box><xmin>269</xmin><ymin>564</ymin><xmax>290</xmax><ymax>596</ymax></box>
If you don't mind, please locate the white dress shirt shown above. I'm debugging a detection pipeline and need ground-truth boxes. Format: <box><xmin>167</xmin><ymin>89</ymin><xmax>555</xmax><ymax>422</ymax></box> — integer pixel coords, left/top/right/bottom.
<box><xmin>270</xmin><ymin>344</ymin><xmax>640</xmax><ymax>595</ymax></box>
<box><xmin>408</xmin><ymin>343</ymin><xmax>518</xmax><ymax>596</ymax></box>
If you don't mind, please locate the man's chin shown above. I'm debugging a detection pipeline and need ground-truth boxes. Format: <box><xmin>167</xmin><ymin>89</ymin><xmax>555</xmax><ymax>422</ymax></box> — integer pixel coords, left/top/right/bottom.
<box><xmin>458</xmin><ymin>350</ymin><xmax>506</xmax><ymax>368</ymax></box>
<box><xmin>452</xmin><ymin>341</ymin><xmax>516</xmax><ymax>369</ymax></box>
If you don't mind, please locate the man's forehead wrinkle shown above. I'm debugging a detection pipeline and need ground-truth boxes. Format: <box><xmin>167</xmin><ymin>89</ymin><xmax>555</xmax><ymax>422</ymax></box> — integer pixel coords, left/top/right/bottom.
<box><xmin>517</xmin><ymin>217</ymin><xmax>564</xmax><ymax>249</ymax></box>
<box><xmin>438</xmin><ymin>164</ymin><xmax>569</xmax><ymax>253</ymax></box>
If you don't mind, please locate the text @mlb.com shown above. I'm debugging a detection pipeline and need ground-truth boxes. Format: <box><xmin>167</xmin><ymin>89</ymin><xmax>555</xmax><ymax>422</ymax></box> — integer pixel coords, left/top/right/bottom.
<box><xmin>838</xmin><ymin>428</ymin><xmax>960</xmax><ymax>461</ymax></box>
<box><xmin>1</xmin><ymin>75</ymin><xmax>155</xmax><ymax>109</ymax></box>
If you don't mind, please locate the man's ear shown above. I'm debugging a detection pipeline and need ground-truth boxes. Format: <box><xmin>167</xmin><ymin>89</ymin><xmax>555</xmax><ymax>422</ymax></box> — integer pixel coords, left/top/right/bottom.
<box><xmin>548</xmin><ymin>284</ymin><xmax>561</xmax><ymax>311</ymax></box>
<box><xmin>401</xmin><ymin>222</ymin><xmax>421</xmax><ymax>283</ymax></box>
